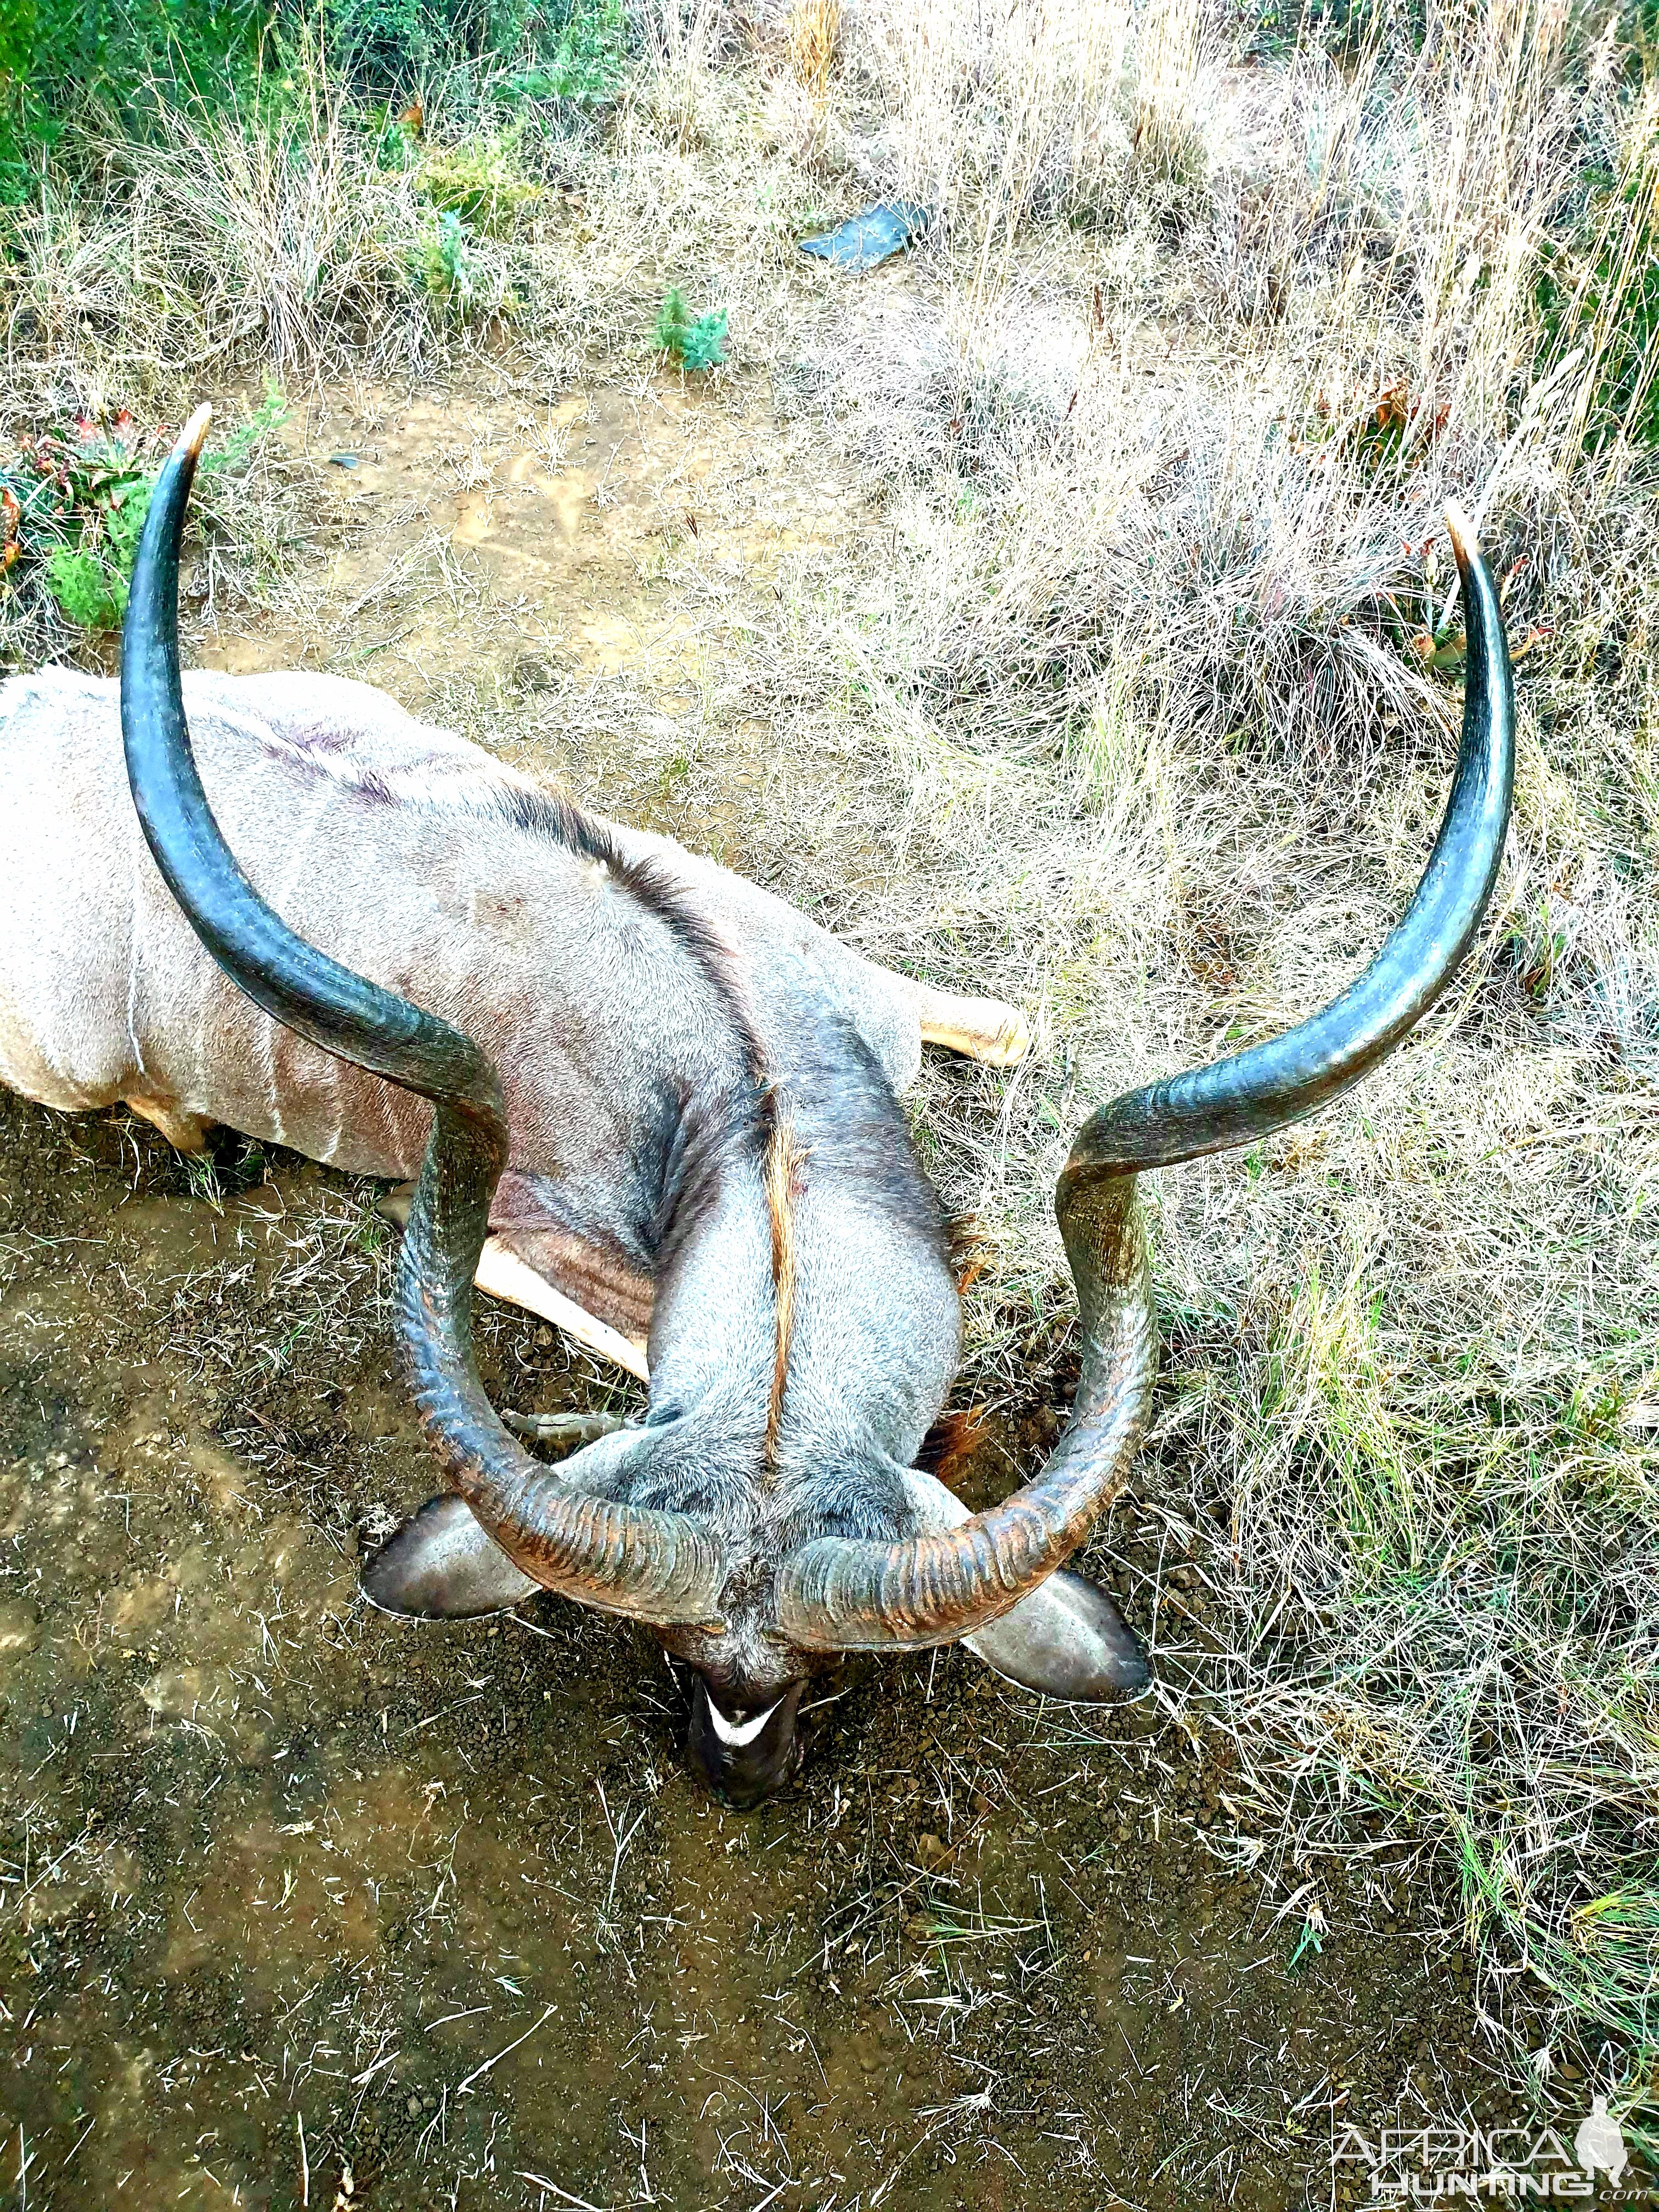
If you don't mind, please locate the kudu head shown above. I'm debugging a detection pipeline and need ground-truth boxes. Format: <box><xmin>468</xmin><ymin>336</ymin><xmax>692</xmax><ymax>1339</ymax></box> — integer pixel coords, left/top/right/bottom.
<box><xmin>123</xmin><ymin>409</ymin><xmax>1514</xmax><ymax>1808</ymax></box>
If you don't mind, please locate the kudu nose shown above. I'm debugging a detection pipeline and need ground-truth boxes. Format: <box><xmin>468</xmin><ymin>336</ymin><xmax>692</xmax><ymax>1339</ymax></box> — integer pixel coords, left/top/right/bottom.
<box><xmin>686</xmin><ymin>1678</ymin><xmax>805</xmax><ymax>1809</ymax></box>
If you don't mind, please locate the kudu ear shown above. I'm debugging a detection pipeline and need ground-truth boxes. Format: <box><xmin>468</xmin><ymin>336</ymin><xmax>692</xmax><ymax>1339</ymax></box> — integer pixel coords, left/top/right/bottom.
<box><xmin>900</xmin><ymin>1467</ymin><xmax>1149</xmax><ymax>1700</ymax></box>
<box><xmin>963</xmin><ymin>1567</ymin><xmax>1149</xmax><ymax>1700</ymax></box>
<box><xmin>362</xmin><ymin>1414</ymin><xmax>651</xmax><ymax>1620</ymax></box>
<box><xmin>362</xmin><ymin>1494</ymin><xmax>540</xmax><ymax>1620</ymax></box>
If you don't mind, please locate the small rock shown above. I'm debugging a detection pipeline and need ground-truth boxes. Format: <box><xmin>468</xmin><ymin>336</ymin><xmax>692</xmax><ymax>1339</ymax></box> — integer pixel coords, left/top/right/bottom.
<box><xmin>0</xmin><ymin>1601</ymin><xmax>38</xmax><ymax>1656</ymax></box>
<box><xmin>511</xmin><ymin>654</ymin><xmax>558</xmax><ymax>694</ymax></box>
<box><xmin>140</xmin><ymin>1664</ymin><xmax>212</xmax><ymax>1718</ymax></box>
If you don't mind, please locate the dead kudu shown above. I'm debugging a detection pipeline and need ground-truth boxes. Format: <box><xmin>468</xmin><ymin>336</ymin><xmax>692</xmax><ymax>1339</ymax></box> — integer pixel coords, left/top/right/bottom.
<box><xmin>25</xmin><ymin>408</ymin><xmax>1514</xmax><ymax>1805</ymax></box>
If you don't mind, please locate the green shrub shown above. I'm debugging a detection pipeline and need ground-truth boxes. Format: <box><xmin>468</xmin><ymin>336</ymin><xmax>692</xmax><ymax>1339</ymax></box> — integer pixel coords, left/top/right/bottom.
<box><xmin>0</xmin><ymin>0</ymin><xmax>272</xmax><ymax>198</ymax></box>
<box><xmin>2</xmin><ymin>390</ymin><xmax>286</xmax><ymax>642</ymax></box>
<box><xmin>414</xmin><ymin>205</ymin><xmax>515</xmax><ymax>318</ymax></box>
<box><xmin>321</xmin><ymin>0</ymin><xmax>435</xmax><ymax>97</ymax></box>
<box><xmin>419</xmin><ymin>129</ymin><xmax>540</xmax><ymax>232</ymax></box>
<box><xmin>0</xmin><ymin>0</ymin><xmax>628</xmax><ymax>196</ymax></box>
<box><xmin>0</xmin><ymin>1</ymin><xmax>44</xmax><ymax>201</ymax></box>
<box><xmin>43</xmin><ymin>548</ymin><xmax>125</xmax><ymax>630</ymax></box>
<box><xmin>501</xmin><ymin>0</ymin><xmax>625</xmax><ymax>105</ymax></box>
<box><xmin>15</xmin><ymin>415</ymin><xmax>158</xmax><ymax>632</ymax></box>
<box><xmin>1537</xmin><ymin>140</ymin><xmax>1659</xmax><ymax>451</ymax></box>
<box><xmin>652</xmin><ymin>288</ymin><xmax>728</xmax><ymax>372</ymax></box>
<box><xmin>421</xmin><ymin>206</ymin><xmax>477</xmax><ymax>297</ymax></box>
<box><xmin>317</xmin><ymin>0</ymin><xmax>624</xmax><ymax>100</ymax></box>
<box><xmin>1251</xmin><ymin>0</ymin><xmax>1427</xmax><ymax>63</ymax></box>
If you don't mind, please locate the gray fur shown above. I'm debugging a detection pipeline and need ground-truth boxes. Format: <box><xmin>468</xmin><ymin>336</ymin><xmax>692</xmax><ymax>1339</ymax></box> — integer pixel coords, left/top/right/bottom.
<box><xmin>1</xmin><ymin>666</ymin><xmax>1115</xmax><ymax>1797</ymax></box>
<box><xmin>362</xmin><ymin>1494</ymin><xmax>538</xmax><ymax>1618</ymax></box>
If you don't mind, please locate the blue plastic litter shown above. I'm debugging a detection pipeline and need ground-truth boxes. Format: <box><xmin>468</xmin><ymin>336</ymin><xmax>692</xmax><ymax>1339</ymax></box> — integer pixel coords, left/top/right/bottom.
<box><xmin>799</xmin><ymin>202</ymin><xmax>930</xmax><ymax>273</ymax></box>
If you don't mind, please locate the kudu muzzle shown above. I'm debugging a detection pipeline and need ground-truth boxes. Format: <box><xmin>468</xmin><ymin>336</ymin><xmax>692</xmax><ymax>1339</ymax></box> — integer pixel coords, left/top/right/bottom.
<box><xmin>121</xmin><ymin>407</ymin><xmax>1514</xmax><ymax>1804</ymax></box>
<box><xmin>687</xmin><ymin>1680</ymin><xmax>807</xmax><ymax>1809</ymax></box>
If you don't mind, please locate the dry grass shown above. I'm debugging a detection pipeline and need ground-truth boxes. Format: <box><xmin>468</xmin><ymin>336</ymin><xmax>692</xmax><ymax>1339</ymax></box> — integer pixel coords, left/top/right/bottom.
<box><xmin>789</xmin><ymin>0</ymin><xmax>843</xmax><ymax>106</ymax></box>
<box><xmin>845</xmin><ymin>0</ymin><xmax>1130</xmax><ymax>266</ymax></box>
<box><xmin>0</xmin><ymin>42</ymin><xmax>548</xmax><ymax>419</ymax></box>
<box><xmin>1132</xmin><ymin>0</ymin><xmax>1215</xmax><ymax>183</ymax></box>
<box><xmin>5</xmin><ymin>94</ymin><xmax>421</xmax><ymax>402</ymax></box>
<box><xmin>724</xmin><ymin>0</ymin><xmax>1659</xmax><ymax>2089</ymax></box>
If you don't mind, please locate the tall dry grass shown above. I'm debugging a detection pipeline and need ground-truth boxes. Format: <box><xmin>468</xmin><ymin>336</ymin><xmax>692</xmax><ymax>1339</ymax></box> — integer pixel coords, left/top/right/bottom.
<box><xmin>847</xmin><ymin>0</ymin><xmax>1131</xmax><ymax>259</ymax></box>
<box><xmin>0</xmin><ymin>40</ymin><xmax>547</xmax><ymax>417</ymax></box>
<box><xmin>749</xmin><ymin>0</ymin><xmax>1659</xmax><ymax>2092</ymax></box>
<box><xmin>789</xmin><ymin>0</ymin><xmax>843</xmax><ymax>106</ymax></box>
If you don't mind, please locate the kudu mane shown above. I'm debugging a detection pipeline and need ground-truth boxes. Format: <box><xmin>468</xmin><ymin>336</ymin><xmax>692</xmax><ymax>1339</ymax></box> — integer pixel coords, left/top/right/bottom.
<box><xmin>469</xmin><ymin>785</ymin><xmax>813</xmax><ymax>1455</ymax></box>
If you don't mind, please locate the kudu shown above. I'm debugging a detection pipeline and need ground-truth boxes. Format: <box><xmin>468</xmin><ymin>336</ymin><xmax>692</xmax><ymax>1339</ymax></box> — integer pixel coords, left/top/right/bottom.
<box><xmin>9</xmin><ymin>408</ymin><xmax>1514</xmax><ymax>1805</ymax></box>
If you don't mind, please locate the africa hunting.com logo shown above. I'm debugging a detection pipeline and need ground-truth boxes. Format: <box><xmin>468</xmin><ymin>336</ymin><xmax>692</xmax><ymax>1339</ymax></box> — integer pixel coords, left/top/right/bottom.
<box><xmin>1332</xmin><ymin>2099</ymin><xmax>1656</xmax><ymax>2202</ymax></box>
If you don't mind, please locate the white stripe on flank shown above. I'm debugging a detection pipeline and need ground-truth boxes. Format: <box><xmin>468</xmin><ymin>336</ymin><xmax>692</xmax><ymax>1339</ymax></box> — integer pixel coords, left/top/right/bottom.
<box><xmin>319</xmin><ymin>1055</ymin><xmax>342</xmax><ymax>1163</ymax></box>
<box><xmin>126</xmin><ymin>808</ymin><xmax>148</xmax><ymax>1081</ymax></box>
<box><xmin>261</xmin><ymin>1012</ymin><xmax>287</xmax><ymax>1144</ymax></box>
<box><xmin>705</xmin><ymin>1697</ymin><xmax>782</xmax><ymax>1748</ymax></box>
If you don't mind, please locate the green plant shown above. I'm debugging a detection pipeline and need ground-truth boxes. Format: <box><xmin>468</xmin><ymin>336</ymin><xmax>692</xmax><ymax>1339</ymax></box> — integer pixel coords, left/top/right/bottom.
<box><xmin>418</xmin><ymin>129</ymin><xmax>539</xmax><ymax>232</ymax></box>
<box><xmin>39</xmin><ymin>471</ymin><xmax>150</xmax><ymax>628</ymax></box>
<box><xmin>322</xmin><ymin>0</ymin><xmax>433</xmax><ymax>94</ymax></box>
<box><xmin>11</xmin><ymin>412</ymin><xmax>161</xmax><ymax>632</ymax></box>
<box><xmin>1</xmin><ymin>393</ymin><xmax>288</xmax><ymax>645</ymax></box>
<box><xmin>0</xmin><ymin>0</ymin><xmax>272</xmax><ymax>198</ymax></box>
<box><xmin>200</xmin><ymin>380</ymin><xmax>289</xmax><ymax>475</ymax></box>
<box><xmin>1537</xmin><ymin>122</ymin><xmax>1659</xmax><ymax>450</ymax></box>
<box><xmin>38</xmin><ymin>447</ymin><xmax>156</xmax><ymax>630</ymax></box>
<box><xmin>652</xmin><ymin>287</ymin><xmax>727</xmax><ymax>371</ymax></box>
<box><xmin>42</xmin><ymin>548</ymin><xmax>125</xmax><ymax>630</ymax></box>
<box><xmin>0</xmin><ymin>0</ymin><xmax>46</xmax><ymax>202</ymax></box>
<box><xmin>502</xmin><ymin>0</ymin><xmax>625</xmax><ymax>104</ymax></box>
<box><xmin>421</xmin><ymin>206</ymin><xmax>477</xmax><ymax>298</ymax></box>
<box><xmin>416</xmin><ymin>203</ymin><xmax>514</xmax><ymax>318</ymax></box>
<box><xmin>318</xmin><ymin>0</ymin><xmax>625</xmax><ymax>101</ymax></box>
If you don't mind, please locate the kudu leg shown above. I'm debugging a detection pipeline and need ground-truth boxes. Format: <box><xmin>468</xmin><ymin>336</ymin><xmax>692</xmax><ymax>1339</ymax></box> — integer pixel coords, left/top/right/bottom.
<box><xmin>896</xmin><ymin>978</ymin><xmax>1030</xmax><ymax>1069</ymax></box>
<box><xmin>379</xmin><ymin>1183</ymin><xmax>651</xmax><ymax>1381</ymax></box>
<box><xmin>473</xmin><ymin>1239</ymin><xmax>651</xmax><ymax>1379</ymax></box>
<box><xmin>125</xmin><ymin>1095</ymin><xmax>211</xmax><ymax>1152</ymax></box>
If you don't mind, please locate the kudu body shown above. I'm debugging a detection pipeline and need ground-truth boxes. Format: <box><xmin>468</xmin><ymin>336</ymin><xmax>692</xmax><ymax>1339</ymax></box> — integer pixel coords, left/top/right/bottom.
<box><xmin>5</xmin><ymin>408</ymin><xmax>1516</xmax><ymax>1804</ymax></box>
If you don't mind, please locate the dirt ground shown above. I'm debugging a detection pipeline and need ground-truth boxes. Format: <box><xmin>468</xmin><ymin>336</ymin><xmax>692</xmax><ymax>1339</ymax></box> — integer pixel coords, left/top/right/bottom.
<box><xmin>0</xmin><ymin>368</ymin><xmax>1624</xmax><ymax>2208</ymax></box>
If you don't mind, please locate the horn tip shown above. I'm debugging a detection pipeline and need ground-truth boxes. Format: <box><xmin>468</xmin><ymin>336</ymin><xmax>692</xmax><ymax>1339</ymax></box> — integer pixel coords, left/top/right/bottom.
<box><xmin>178</xmin><ymin>403</ymin><xmax>212</xmax><ymax>461</ymax></box>
<box><xmin>1443</xmin><ymin>499</ymin><xmax>1477</xmax><ymax>571</ymax></box>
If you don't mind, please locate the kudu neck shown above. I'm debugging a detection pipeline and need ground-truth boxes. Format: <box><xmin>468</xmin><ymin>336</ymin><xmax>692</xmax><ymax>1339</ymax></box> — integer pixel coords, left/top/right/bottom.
<box><xmin>645</xmin><ymin>1023</ymin><xmax>961</xmax><ymax>1489</ymax></box>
